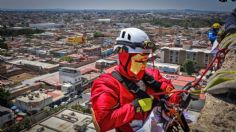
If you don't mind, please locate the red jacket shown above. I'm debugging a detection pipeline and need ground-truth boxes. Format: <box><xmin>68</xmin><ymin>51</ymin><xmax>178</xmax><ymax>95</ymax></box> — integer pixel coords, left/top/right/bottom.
<box><xmin>91</xmin><ymin>67</ymin><xmax>174</xmax><ymax>132</ymax></box>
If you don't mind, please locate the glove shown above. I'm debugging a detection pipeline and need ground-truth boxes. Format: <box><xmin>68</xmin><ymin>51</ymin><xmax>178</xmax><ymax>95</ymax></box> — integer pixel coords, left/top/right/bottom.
<box><xmin>168</xmin><ymin>92</ymin><xmax>183</xmax><ymax>104</ymax></box>
<box><xmin>132</xmin><ymin>97</ymin><xmax>153</xmax><ymax>112</ymax></box>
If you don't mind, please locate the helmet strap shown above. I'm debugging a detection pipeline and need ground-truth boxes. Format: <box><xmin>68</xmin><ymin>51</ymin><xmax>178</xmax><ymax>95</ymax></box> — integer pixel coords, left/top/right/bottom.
<box><xmin>151</xmin><ymin>50</ymin><xmax>156</xmax><ymax>78</ymax></box>
<box><xmin>124</xmin><ymin>53</ymin><xmax>132</xmax><ymax>74</ymax></box>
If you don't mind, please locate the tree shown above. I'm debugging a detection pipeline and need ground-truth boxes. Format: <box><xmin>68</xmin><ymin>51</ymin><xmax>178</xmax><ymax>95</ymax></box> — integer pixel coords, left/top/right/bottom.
<box><xmin>0</xmin><ymin>37</ymin><xmax>8</xmax><ymax>50</ymax></box>
<box><xmin>93</xmin><ymin>31</ymin><xmax>104</xmax><ymax>38</ymax></box>
<box><xmin>0</xmin><ymin>87</ymin><xmax>10</xmax><ymax>106</ymax></box>
<box><xmin>183</xmin><ymin>60</ymin><xmax>197</xmax><ymax>75</ymax></box>
<box><xmin>60</xmin><ymin>56</ymin><xmax>74</xmax><ymax>63</ymax></box>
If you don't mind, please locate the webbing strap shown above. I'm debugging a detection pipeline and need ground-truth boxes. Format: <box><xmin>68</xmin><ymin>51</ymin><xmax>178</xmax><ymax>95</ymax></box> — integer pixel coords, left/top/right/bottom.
<box><xmin>111</xmin><ymin>71</ymin><xmax>150</xmax><ymax>98</ymax></box>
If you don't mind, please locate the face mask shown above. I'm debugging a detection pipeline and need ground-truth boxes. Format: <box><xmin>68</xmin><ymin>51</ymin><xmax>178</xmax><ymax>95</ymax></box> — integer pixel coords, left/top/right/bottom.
<box><xmin>130</xmin><ymin>53</ymin><xmax>148</xmax><ymax>75</ymax></box>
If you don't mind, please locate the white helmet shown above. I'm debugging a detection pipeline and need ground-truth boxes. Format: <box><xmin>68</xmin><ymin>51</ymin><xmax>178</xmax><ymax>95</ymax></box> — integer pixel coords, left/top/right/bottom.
<box><xmin>114</xmin><ymin>28</ymin><xmax>154</xmax><ymax>53</ymax></box>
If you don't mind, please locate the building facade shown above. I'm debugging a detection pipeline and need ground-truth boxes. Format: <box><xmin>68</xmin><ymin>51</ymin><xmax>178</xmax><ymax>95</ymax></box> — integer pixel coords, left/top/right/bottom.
<box><xmin>83</xmin><ymin>46</ymin><xmax>101</xmax><ymax>56</ymax></box>
<box><xmin>15</xmin><ymin>91</ymin><xmax>53</xmax><ymax>113</ymax></box>
<box><xmin>160</xmin><ymin>47</ymin><xmax>214</xmax><ymax>68</ymax></box>
<box><xmin>59</xmin><ymin>67</ymin><xmax>83</xmax><ymax>93</ymax></box>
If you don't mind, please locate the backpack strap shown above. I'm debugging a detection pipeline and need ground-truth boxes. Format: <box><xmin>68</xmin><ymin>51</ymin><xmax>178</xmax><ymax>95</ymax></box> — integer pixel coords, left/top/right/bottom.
<box><xmin>111</xmin><ymin>71</ymin><xmax>150</xmax><ymax>98</ymax></box>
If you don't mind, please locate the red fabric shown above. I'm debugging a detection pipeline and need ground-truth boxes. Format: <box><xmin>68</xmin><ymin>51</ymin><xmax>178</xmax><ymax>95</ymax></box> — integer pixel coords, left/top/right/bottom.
<box><xmin>118</xmin><ymin>50</ymin><xmax>130</xmax><ymax>67</ymax></box>
<box><xmin>118</xmin><ymin>51</ymin><xmax>146</xmax><ymax>80</ymax></box>
<box><xmin>168</xmin><ymin>92</ymin><xmax>182</xmax><ymax>104</ymax></box>
<box><xmin>91</xmin><ymin>67</ymin><xmax>176</xmax><ymax>132</ymax></box>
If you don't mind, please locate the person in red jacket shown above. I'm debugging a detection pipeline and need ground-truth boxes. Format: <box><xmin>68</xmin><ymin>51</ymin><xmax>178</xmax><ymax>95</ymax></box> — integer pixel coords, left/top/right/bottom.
<box><xmin>91</xmin><ymin>28</ymin><xmax>182</xmax><ymax>132</ymax></box>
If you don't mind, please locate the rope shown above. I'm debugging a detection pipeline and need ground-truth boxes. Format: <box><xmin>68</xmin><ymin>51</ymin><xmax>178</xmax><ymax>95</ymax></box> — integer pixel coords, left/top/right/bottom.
<box><xmin>193</xmin><ymin>48</ymin><xmax>228</xmax><ymax>87</ymax></box>
<box><xmin>151</xmin><ymin>90</ymin><xmax>188</xmax><ymax>96</ymax></box>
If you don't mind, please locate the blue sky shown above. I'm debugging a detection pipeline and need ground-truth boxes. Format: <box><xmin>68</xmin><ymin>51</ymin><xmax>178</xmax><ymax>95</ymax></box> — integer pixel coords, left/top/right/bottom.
<box><xmin>0</xmin><ymin>0</ymin><xmax>235</xmax><ymax>11</ymax></box>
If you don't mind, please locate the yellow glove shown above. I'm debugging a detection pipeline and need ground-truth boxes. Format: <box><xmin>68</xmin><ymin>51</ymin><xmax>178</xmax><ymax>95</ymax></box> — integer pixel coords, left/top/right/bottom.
<box><xmin>138</xmin><ymin>98</ymin><xmax>153</xmax><ymax>112</ymax></box>
<box><xmin>132</xmin><ymin>97</ymin><xmax>153</xmax><ymax>112</ymax></box>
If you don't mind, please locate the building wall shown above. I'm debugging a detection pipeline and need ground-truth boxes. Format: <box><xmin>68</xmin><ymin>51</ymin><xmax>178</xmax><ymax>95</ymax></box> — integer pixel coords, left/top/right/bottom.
<box><xmin>161</xmin><ymin>48</ymin><xmax>170</xmax><ymax>63</ymax></box>
<box><xmin>83</xmin><ymin>47</ymin><xmax>101</xmax><ymax>56</ymax></box>
<box><xmin>9</xmin><ymin>82</ymin><xmax>42</xmax><ymax>99</ymax></box>
<box><xmin>197</xmin><ymin>52</ymin><xmax>205</xmax><ymax>67</ymax></box>
<box><xmin>161</xmin><ymin>48</ymin><xmax>213</xmax><ymax>68</ymax></box>
<box><xmin>59</xmin><ymin>68</ymin><xmax>82</xmax><ymax>84</ymax></box>
<box><xmin>29</xmin><ymin>23</ymin><xmax>63</xmax><ymax>29</ymax></box>
<box><xmin>179</xmin><ymin>50</ymin><xmax>186</xmax><ymax>65</ymax></box>
<box><xmin>67</xmin><ymin>36</ymin><xmax>85</xmax><ymax>44</ymax></box>
<box><xmin>15</xmin><ymin>96</ymin><xmax>53</xmax><ymax>112</ymax></box>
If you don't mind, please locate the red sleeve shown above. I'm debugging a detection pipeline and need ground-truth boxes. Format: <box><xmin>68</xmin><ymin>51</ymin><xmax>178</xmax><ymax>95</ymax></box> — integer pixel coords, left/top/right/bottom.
<box><xmin>91</xmin><ymin>76</ymin><xmax>136</xmax><ymax>132</ymax></box>
<box><xmin>146</xmin><ymin>68</ymin><xmax>174</xmax><ymax>92</ymax></box>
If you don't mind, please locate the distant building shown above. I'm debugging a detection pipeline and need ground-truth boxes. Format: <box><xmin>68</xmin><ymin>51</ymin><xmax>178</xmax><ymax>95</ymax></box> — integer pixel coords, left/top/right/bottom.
<box><xmin>96</xmin><ymin>19</ymin><xmax>111</xmax><ymax>23</ymax></box>
<box><xmin>81</xmin><ymin>90</ymin><xmax>91</xmax><ymax>109</ymax></box>
<box><xmin>101</xmin><ymin>48</ymin><xmax>113</xmax><ymax>57</ymax></box>
<box><xmin>35</xmin><ymin>50</ymin><xmax>49</xmax><ymax>57</ymax></box>
<box><xmin>59</xmin><ymin>67</ymin><xmax>83</xmax><ymax>93</ymax></box>
<box><xmin>115</xmin><ymin>23</ymin><xmax>131</xmax><ymax>28</ymax></box>
<box><xmin>83</xmin><ymin>46</ymin><xmax>101</xmax><ymax>56</ymax></box>
<box><xmin>67</xmin><ymin>36</ymin><xmax>85</xmax><ymax>44</ymax></box>
<box><xmin>9</xmin><ymin>59</ymin><xmax>59</xmax><ymax>73</ymax></box>
<box><xmin>15</xmin><ymin>91</ymin><xmax>53</xmax><ymax>113</ymax></box>
<box><xmin>29</xmin><ymin>23</ymin><xmax>64</xmax><ymax>29</ymax></box>
<box><xmin>160</xmin><ymin>47</ymin><xmax>213</xmax><ymax>68</ymax></box>
<box><xmin>161</xmin><ymin>73</ymin><xmax>196</xmax><ymax>89</ymax></box>
<box><xmin>0</xmin><ymin>105</ymin><xmax>14</xmax><ymax>127</ymax></box>
<box><xmin>148</xmin><ymin>62</ymin><xmax>180</xmax><ymax>74</ymax></box>
<box><xmin>95</xmin><ymin>59</ymin><xmax>117</xmax><ymax>70</ymax></box>
<box><xmin>53</xmin><ymin>50</ymin><xmax>72</xmax><ymax>58</ymax></box>
<box><xmin>27</xmin><ymin>109</ymin><xmax>95</xmax><ymax>132</ymax></box>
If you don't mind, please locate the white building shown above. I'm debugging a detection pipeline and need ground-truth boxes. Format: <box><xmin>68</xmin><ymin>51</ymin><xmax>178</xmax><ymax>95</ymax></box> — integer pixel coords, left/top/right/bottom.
<box><xmin>95</xmin><ymin>59</ymin><xmax>117</xmax><ymax>69</ymax></box>
<box><xmin>96</xmin><ymin>19</ymin><xmax>111</xmax><ymax>23</ymax></box>
<box><xmin>29</xmin><ymin>23</ymin><xmax>64</xmax><ymax>29</ymax></box>
<box><xmin>9</xmin><ymin>59</ymin><xmax>59</xmax><ymax>73</ymax></box>
<box><xmin>0</xmin><ymin>106</ymin><xmax>14</xmax><ymax>127</ymax></box>
<box><xmin>61</xmin><ymin>83</ymin><xmax>74</xmax><ymax>94</ymax></box>
<box><xmin>15</xmin><ymin>91</ymin><xmax>53</xmax><ymax>112</ymax></box>
<box><xmin>81</xmin><ymin>91</ymin><xmax>91</xmax><ymax>109</ymax></box>
<box><xmin>148</xmin><ymin>62</ymin><xmax>180</xmax><ymax>74</ymax></box>
<box><xmin>28</xmin><ymin>109</ymin><xmax>96</xmax><ymax>132</ymax></box>
<box><xmin>59</xmin><ymin>67</ymin><xmax>83</xmax><ymax>93</ymax></box>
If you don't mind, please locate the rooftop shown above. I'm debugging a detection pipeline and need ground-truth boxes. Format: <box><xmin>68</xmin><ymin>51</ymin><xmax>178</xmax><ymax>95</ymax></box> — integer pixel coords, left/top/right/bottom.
<box><xmin>148</xmin><ymin>62</ymin><xmax>180</xmax><ymax>69</ymax></box>
<box><xmin>47</xmin><ymin>90</ymin><xmax>64</xmax><ymax>102</ymax></box>
<box><xmin>27</xmin><ymin>109</ymin><xmax>95</xmax><ymax>132</ymax></box>
<box><xmin>9</xmin><ymin>59</ymin><xmax>59</xmax><ymax>69</ymax></box>
<box><xmin>161</xmin><ymin>73</ymin><xmax>196</xmax><ymax>88</ymax></box>
<box><xmin>39</xmin><ymin>72</ymin><xmax>60</xmax><ymax>87</ymax></box>
<box><xmin>16</xmin><ymin>91</ymin><xmax>51</xmax><ymax>103</ymax></box>
<box><xmin>26</xmin><ymin>125</ymin><xmax>57</xmax><ymax>132</ymax></box>
<box><xmin>161</xmin><ymin>47</ymin><xmax>211</xmax><ymax>53</ymax></box>
<box><xmin>105</xmin><ymin>65</ymin><xmax>117</xmax><ymax>73</ymax></box>
<box><xmin>96</xmin><ymin>59</ymin><xmax>116</xmax><ymax>63</ymax></box>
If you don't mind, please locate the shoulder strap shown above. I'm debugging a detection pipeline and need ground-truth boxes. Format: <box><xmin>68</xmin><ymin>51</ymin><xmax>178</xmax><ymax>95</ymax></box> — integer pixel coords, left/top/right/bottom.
<box><xmin>111</xmin><ymin>71</ymin><xmax>150</xmax><ymax>98</ymax></box>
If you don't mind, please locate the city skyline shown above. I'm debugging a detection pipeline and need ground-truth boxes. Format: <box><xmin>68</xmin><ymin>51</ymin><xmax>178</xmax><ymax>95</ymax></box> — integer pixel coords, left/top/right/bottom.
<box><xmin>0</xmin><ymin>0</ymin><xmax>235</xmax><ymax>11</ymax></box>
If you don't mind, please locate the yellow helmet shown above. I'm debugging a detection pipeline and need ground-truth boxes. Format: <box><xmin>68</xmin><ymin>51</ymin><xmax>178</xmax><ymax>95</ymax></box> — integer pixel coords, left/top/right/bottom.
<box><xmin>212</xmin><ymin>23</ymin><xmax>221</xmax><ymax>29</ymax></box>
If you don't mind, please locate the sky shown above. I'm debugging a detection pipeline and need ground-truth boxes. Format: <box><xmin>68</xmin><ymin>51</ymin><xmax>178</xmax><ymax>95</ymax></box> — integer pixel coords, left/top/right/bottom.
<box><xmin>0</xmin><ymin>0</ymin><xmax>235</xmax><ymax>11</ymax></box>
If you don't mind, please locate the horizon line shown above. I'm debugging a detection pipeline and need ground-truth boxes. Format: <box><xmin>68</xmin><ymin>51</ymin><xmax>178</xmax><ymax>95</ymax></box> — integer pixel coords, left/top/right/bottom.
<box><xmin>0</xmin><ymin>8</ymin><xmax>230</xmax><ymax>12</ymax></box>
